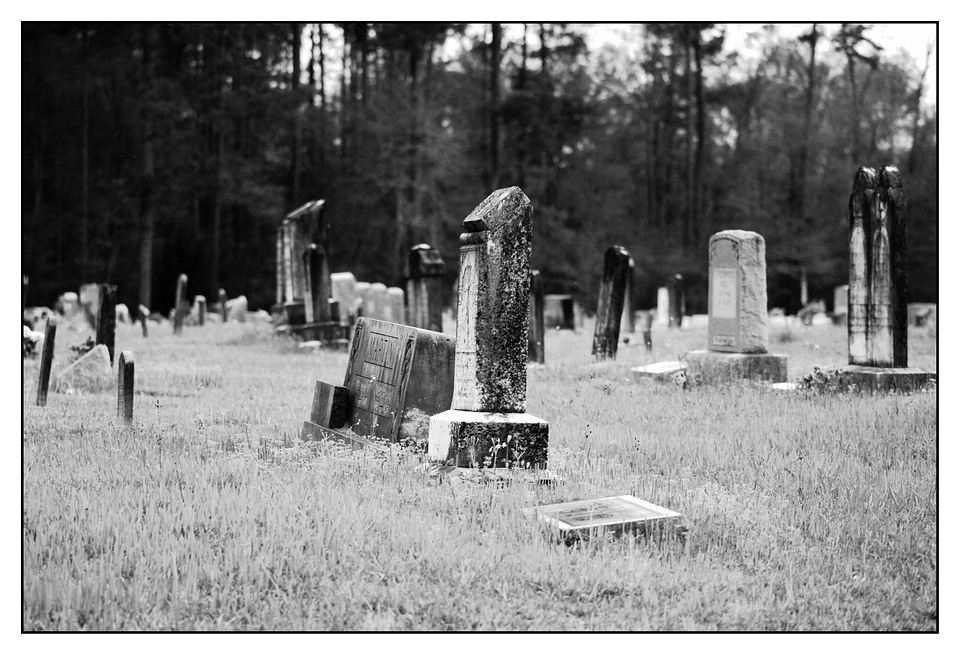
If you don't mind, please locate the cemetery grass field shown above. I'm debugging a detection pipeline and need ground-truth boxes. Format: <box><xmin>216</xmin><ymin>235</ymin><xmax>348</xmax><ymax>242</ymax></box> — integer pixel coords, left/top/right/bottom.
<box><xmin>22</xmin><ymin>318</ymin><xmax>938</xmax><ymax>631</ymax></box>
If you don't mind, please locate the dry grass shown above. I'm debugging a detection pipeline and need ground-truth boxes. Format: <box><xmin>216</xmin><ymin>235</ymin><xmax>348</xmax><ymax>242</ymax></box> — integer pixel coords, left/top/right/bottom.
<box><xmin>21</xmin><ymin>318</ymin><xmax>937</xmax><ymax>631</ymax></box>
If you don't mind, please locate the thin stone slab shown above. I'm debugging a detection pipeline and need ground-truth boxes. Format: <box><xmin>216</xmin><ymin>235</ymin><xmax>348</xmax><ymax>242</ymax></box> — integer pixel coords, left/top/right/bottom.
<box><xmin>837</xmin><ymin>365</ymin><xmax>935</xmax><ymax>393</ymax></box>
<box><xmin>54</xmin><ymin>344</ymin><xmax>113</xmax><ymax>394</ymax></box>
<box><xmin>707</xmin><ymin>230</ymin><xmax>769</xmax><ymax>353</ymax></box>
<box><xmin>684</xmin><ymin>349</ymin><xmax>787</xmax><ymax>383</ymax></box>
<box><xmin>524</xmin><ymin>495</ymin><xmax>682</xmax><ymax>541</ymax></box>
<box><xmin>631</xmin><ymin>360</ymin><xmax>686</xmax><ymax>381</ymax></box>
<box><xmin>428</xmin><ymin>409</ymin><xmax>548</xmax><ymax>468</ymax></box>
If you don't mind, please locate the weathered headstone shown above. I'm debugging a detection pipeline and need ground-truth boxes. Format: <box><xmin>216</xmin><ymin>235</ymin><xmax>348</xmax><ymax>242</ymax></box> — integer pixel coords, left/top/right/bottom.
<box><xmin>173</xmin><ymin>274</ymin><xmax>188</xmax><ymax>335</ymax></box>
<box><xmin>117</xmin><ymin>351</ymin><xmax>134</xmax><ymax>426</ymax></box>
<box><xmin>406</xmin><ymin>244</ymin><xmax>446</xmax><ymax>333</ymax></box>
<box><xmin>218</xmin><ymin>289</ymin><xmax>228</xmax><ymax>323</ymax></box>
<box><xmin>683</xmin><ymin>230</ymin><xmax>787</xmax><ymax>382</ymax></box>
<box><xmin>301</xmin><ymin>317</ymin><xmax>456</xmax><ymax>445</ymax></box>
<box><xmin>592</xmin><ymin>245</ymin><xmax>631</xmax><ymax>361</ymax></box>
<box><xmin>195</xmin><ymin>295</ymin><xmax>207</xmax><ymax>327</ymax></box>
<box><xmin>356</xmin><ymin>282</ymin><xmax>372</xmax><ymax>318</ymax></box>
<box><xmin>35</xmin><ymin>319</ymin><xmax>57</xmax><ymax>407</ymax></box>
<box><xmin>226</xmin><ymin>295</ymin><xmax>248</xmax><ymax>323</ymax></box>
<box><xmin>525</xmin><ymin>495</ymin><xmax>682</xmax><ymax>542</ymax></box>
<box><xmin>668</xmin><ymin>274</ymin><xmax>685</xmax><ymax>328</ymax></box>
<box><xmin>302</xmin><ymin>243</ymin><xmax>332</xmax><ymax>324</ymax></box>
<box><xmin>655</xmin><ymin>286</ymin><xmax>669</xmax><ymax>326</ymax></box>
<box><xmin>528</xmin><ymin>269</ymin><xmax>545</xmax><ymax>364</ymax></box>
<box><xmin>642</xmin><ymin>310</ymin><xmax>653</xmax><ymax>351</ymax></box>
<box><xmin>620</xmin><ymin>257</ymin><xmax>635</xmax><ymax>335</ymax></box>
<box><xmin>309</xmin><ymin>380</ymin><xmax>349</xmax><ymax>429</ymax></box>
<box><xmin>833</xmin><ymin>284</ymin><xmax>849</xmax><ymax>325</ymax></box>
<box><xmin>96</xmin><ymin>283</ymin><xmax>117</xmax><ymax>366</ymax></box>
<box><xmin>80</xmin><ymin>283</ymin><xmax>100</xmax><ymax>330</ymax></box>
<box><xmin>543</xmin><ymin>294</ymin><xmax>574</xmax><ymax>330</ymax></box>
<box><xmin>331</xmin><ymin>272</ymin><xmax>359</xmax><ymax>325</ymax></box>
<box><xmin>387</xmin><ymin>287</ymin><xmax>405</xmax><ymax>324</ymax></box>
<box><xmin>369</xmin><ymin>283</ymin><xmax>389</xmax><ymax>321</ymax></box>
<box><xmin>429</xmin><ymin>187</ymin><xmax>549</xmax><ymax>468</ymax></box>
<box><xmin>55</xmin><ymin>344</ymin><xmax>112</xmax><ymax>394</ymax></box>
<box><xmin>838</xmin><ymin>166</ymin><xmax>932</xmax><ymax>392</ymax></box>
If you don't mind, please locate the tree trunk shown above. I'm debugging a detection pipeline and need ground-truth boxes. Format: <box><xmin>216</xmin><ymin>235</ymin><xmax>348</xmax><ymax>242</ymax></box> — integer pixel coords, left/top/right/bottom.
<box><xmin>489</xmin><ymin>22</ymin><xmax>501</xmax><ymax>190</ymax></box>
<box><xmin>291</xmin><ymin>23</ymin><xmax>302</xmax><ymax>205</ymax></box>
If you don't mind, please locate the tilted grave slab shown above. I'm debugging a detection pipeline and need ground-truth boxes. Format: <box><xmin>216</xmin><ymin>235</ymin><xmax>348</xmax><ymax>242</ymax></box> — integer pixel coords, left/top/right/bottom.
<box><xmin>524</xmin><ymin>495</ymin><xmax>682</xmax><ymax>542</ymax></box>
<box><xmin>301</xmin><ymin>317</ymin><xmax>455</xmax><ymax>445</ymax></box>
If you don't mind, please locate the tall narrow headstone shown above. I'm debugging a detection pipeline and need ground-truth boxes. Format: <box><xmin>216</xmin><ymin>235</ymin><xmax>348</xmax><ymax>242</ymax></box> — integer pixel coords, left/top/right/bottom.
<box><xmin>848</xmin><ymin>167</ymin><xmax>874</xmax><ymax>364</ymax></box>
<box><xmin>668</xmin><ymin>274</ymin><xmax>685</xmax><ymax>328</ymax></box>
<box><xmin>592</xmin><ymin>245</ymin><xmax>631</xmax><ymax>361</ymax></box>
<box><xmin>173</xmin><ymin>274</ymin><xmax>188</xmax><ymax>335</ymax></box>
<box><xmin>195</xmin><ymin>295</ymin><xmax>207</xmax><ymax>327</ymax></box>
<box><xmin>620</xmin><ymin>257</ymin><xmax>635</xmax><ymax>335</ymax></box>
<box><xmin>36</xmin><ymin>319</ymin><xmax>57</xmax><ymax>407</ymax></box>
<box><xmin>429</xmin><ymin>188</ymin><xmax>549</xmax><ymax>468</ymax></box>
<box><xmin>218</xmin><ymin>289</ymin><xmax>228</xmax><ymax>323</ymax></box>
<box><xmin>528</xmin><ymin>269</ymin><xmax>545</xmax><ymax>364</ymax></box>
<box><xmin>275</xmin><ymin>229</ymin><xmax>285</xmax><ymax>306</ymax></box>
<box><xmin>655</xmin><ymin>287</ymin><xmax>669</xmax><ymax>326</ymax></box>
<box><xmin>117</xmin><ymin>351</ymin><xmax>134</xmax><ymax>426</ymax></box>
<box><xmin>406</xmin><ymin>244</ymin><xmax>446</xmax><ymax>333</ymax></box>
<box><xmin>96</xmin><ymin>284</ymin><xmax>117</xmax><ymax>366</ymax></box>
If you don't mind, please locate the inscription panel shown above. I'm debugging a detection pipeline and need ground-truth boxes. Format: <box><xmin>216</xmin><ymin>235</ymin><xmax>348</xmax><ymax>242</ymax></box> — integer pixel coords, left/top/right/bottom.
<box><xmin>708</xmin><ymin>237</ymin><xmax>741</xmax><ymax>353</ymax></box>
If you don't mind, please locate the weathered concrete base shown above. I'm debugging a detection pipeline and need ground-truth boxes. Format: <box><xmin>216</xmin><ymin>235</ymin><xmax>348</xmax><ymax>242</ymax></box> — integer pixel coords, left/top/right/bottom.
<box><xmin>837</xmin><ymin>365</ymin><xmax>935</xmax><ymax>393</ymax></box>
<box><xmin>631</xmin><ymin>360</ymin><xmax>686</xmax><ymax>381</ymax></box>
<box><xmin>684</xmin><ymin>350</ymin><xmax>788</xmax><ymax>383</ymax></box>
<box><xmin>429</xmin><ymin>409</ymin><xmax>548</xmax><ymax>468</ymax></box>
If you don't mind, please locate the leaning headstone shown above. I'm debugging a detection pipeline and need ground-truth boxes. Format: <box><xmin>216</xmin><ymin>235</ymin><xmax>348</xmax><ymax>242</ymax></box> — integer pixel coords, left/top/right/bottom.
<box><xmin>387</xmin><ymin>287</ymin><xmax>405</xmax><ymax>324</ymax></box>
<box><xmin>543</xmin><ymin>294</ymin><xmax>574</xmax><ymax>330</ymax></box>
<box><xmin>35</xmin><ymin>319</ymin><xmax>57</xmax><ymax>407</ymax></box>
<box><xmin>218</xmin><ymin>289</ymin><xmax>228</xmax><ymax>323</ymax></box>
<box><xmin>96</xmin><ymin>283</ymin><xmax>117</xmax><ymax>366</ymax></box>
<box><xmin>429</xmin><ymin>187</ymin><xmax>549</xmax><ymax>468</ymax></box>
<box><xmin>655</xmin><ymin>286</ymin><xmax>669</xmax><ymax>326</ymax></box>
<box><xmin>309</xmin><ymin>380</ymin><xmax>349</xmax><ymax>429</ymax></box>
<box><xmin>331</xmin><ymin>272</ymin><xmax>359</xmax><ymax>325</ymax></box>
<box><xmin>406</xmin><ymin>244</ymin><xmax>446</xmax><ymax>333</ymax></box>
<box><xmin>528</xmin><ymin>269</ymin><xmax>545</xmax><ymax>364</ymax></box>
<box><xmin>838</xmin><ymin>166</ymin><xmax>932</xmax><ymax>392</ymax></box>
<box><xmin>620</xmin><ymin>257</ymin><xmax>635</xmax><ymax>335</ymax></box>
<box><xmin>195</xmin><ymin>296</ymin><xmax>207</xmax><ymax>327</ymax></box>
<box><xmin>301</xmin><ymin>317</ymin><xmax>456</xmax><ymax>445</ymax></box>
<box><xmin>54</xmin><ymin>344</ymin><xmax>112</xmax><ymax>394</ymax></box>
<box><xmin>592</xmin><ymin>245</ymin><xmax>631</xmax><ymax>361</ymax></box>
<box><xmin>525</xmin><ymin>495</ymin><xmax>682</xmax><ymax>542</ymax></box>
<box><xmin>668</xmin><ymin>274</ymin><xmax>685</xmax><ymax>328</ymax></box>
<box><xmin>117</xmin><ymin>351</ymin><xmax>134</xmax><ymax>426</ymax></box>
<box><xmin>173</xmin><ymin>274</ymin><xmax>188</xmax><ymax>335</ymax></box>
<box><xmin>683</xmin><ymin>230</ymin><xmax>787</xmax><ymax>383</ymax></box>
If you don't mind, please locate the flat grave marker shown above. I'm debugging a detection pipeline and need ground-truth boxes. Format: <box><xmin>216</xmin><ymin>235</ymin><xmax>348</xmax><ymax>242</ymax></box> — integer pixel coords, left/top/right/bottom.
<box><xmin>525</xmin><ymin>495</ymin><xmax>682</xmax><ymax>541</ymax></box>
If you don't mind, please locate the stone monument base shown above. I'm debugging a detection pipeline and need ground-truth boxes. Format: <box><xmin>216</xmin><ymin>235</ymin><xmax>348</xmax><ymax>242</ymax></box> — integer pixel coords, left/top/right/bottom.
<box><xmin>684</xmin><ymin>350</ymin><xmax>788</xmax><ymax>383</ymax></box>
<box><xmin>429</xmin><ymin>410</ymin><xmax>549</xmax><ymax>468</ymax></box>
<box><xmin>837</xmin><ymin>365</ymin><xmax>935</xmax><ymax>393</ymax></box>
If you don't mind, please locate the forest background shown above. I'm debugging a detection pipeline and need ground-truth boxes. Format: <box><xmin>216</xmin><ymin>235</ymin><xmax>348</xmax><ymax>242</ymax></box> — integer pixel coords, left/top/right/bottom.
<box><xmin>21</xmin><ymin>22</ymin><xmax>938</xmax><ymax>316</ymax></box>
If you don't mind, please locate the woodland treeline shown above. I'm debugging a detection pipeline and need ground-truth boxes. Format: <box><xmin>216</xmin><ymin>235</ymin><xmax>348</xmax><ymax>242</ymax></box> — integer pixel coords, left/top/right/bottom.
<box><xmin>22</xmin><ymin>22</ymin><xmax>937</xmax><ymax>315</ymax></box>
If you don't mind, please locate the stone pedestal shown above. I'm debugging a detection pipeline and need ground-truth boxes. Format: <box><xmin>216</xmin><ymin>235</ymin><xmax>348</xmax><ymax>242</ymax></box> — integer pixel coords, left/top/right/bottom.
<box><xmin>684</xmin><ymin>350</ymin><xmax>787</xmax><ymax>383</ymax></box>
<box><xmin>429</xmin><ymin>410</ymin><xmax>549</xmax><ymax>468</ymax></box>
<box><xmin>837</xmin><ymin>365</ymin><xmax>935</xmax><ymax>393</ymax></box>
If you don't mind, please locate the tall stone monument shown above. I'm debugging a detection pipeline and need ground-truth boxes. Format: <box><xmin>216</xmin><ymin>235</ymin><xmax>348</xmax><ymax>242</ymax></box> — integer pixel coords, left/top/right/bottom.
<box><xmin>838</xmin><ymin>166</ymin><xmax>933</xmax><ymax>391</ymax></box>
<box><xmin>592</xmin><ymin>245</ymin><xmax>631</xmax><ymax>361</ymax></box>
<box><xmin>429</xmin><ymin>187</ymin><xmax>549</xmax><ymax>468</ymax></box>
<box><xmin>406</xmin><ymin>243</ymin><xmax>446</xmax><ymax>333</ymax></box>
<box><xmin>683</xmin><ymin>230</ymin><xmax>787</xmax><ymax>382</ymax></box>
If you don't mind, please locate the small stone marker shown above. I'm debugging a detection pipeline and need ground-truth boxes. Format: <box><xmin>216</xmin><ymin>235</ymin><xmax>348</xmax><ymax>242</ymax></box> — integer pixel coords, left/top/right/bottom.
<box><xmin>525</xmin><ymin>495</ymin><xmax>682</xmax><ymax>541</ymax></box>
<box><xmin>95</xmin><ymin>283</ymin><xmax>117</xmax><ymax>365</ymax></box>
<box><xmin>620</xmin><ymin>257</ymin><xmax>635</xmax><ymax>335</ymax></box>
<box><xmin>218</xmin><ymin>288</ymin><xmax>228</xmax><ymax>323</ymax></box>
<box><xmin>592</xmin><ymin>245</ymin><xmax>631</xmax><ymax>361</ymax></box>
<box><xmin>35</xmin><ymin>319</ymin><xmax>57</xmax><ymax>407</ymax></box>
<box><xmin>55</xmin><ymin>344</ymin><xmax>112</xmax><ymax>394</ymax></box>
<box><xmin>310</xmin><ymin>380</ymin><xmax>349</xmax><ymax>429</ymax></box>
<box><xmin>528</xmin><ymin>269</ymin><xmax>545</xmax><ymax>364</ymax></box>
<box><xmin>682</xmin><ymin>230</ymin><xmax>787</xmax><ymax>383</ymax></box>
<box><xmin>331</xmin><ymin>272</ymin><xmax>359</xmax><ymax>325</ymax></box>
<box><xmin>838</xmin><ymin>166</ymin><xmax>932</xmax><ymax>392</ymax></box>
<box><xmin>302</xmin><ymin>317</ymin><xmax>456</xmax><ymax>444</ymax></box>
<box><xmin>642</xmin><ymin>310</ymin><xmax>653</xmax><ymax>351</ymax></box>
<box><xmin>655</xmin><ymin>286</ymin><xmax>669</xmax><ymax>326</ymax></box>
<box><xmin>117</xmin><ymin>351</ymin><xmax>134</xmax><ymax>426</ymax></box>
<box><xmin>406</xmin><ymin>244</ymin><xmax>446</xmax><ymax>332</ymax></box>
<box><xmin>668</xmin><ymin>274</ymin><xmax>685</xmax><ymax>328</ymax></box>
<box><xmin>543</xmin><ymin>294</ymin><xmax>574</xmax><ymax>329</ymax></box>
<box><xmin>387</xmin><ymin>287</ymin><xmax>405</xmax><ymax>324</ymax></box>
<box><xmin>429</xmin><ymin>187</ymin><xmax>549</xmax><ymax>468</ymax></box>
<box><xmin>226</xmin><ymin>295</ymin><xmax>248</xmax><ymax>323</ymax></box>
<box><xmin>173</xmin><ymin>274</ymin><xmax>188</xmax><ymax>335</ymax></box>
<box><xmin>138</xmin><ymin>304</ymin><xmax>149</xmax><ymax>337</ymax></box>
<box><xmin>195</xmin><ymin>295</ymin><xmax>207</xmax><ymax>327</ymax></box>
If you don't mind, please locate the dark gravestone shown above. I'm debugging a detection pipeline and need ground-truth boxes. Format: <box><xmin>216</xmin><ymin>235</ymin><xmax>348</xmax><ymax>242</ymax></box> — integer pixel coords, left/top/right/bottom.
<box><xmin>117</xmin><ymin>351</ymin><xmax>134</xmax><ymax>426</ymax></box>
<box><xmin>406</xmin><ymin>244</ymin><xmax>446</xmax><ymax>333</ymax></box>
<box><xmin>310</xmin><ymin>381</ymin><xmax>349</xmax><ymax>429</ymax></box>
<box><xmin>218</xmin><ymin>288</ymin><xmax>228</xmax><ymax>323</ymax></box>
<box><xmin>301</xmin><ymin>317</ymin><xmax>455</xmax><ymax>445</ymax></box>
<box><xmin>668</xmin><ymin>274</ymin><xmax>685</xmax><ymax>328</ymax></box>
<box><xmin>303</xmin><ymin>243</ymin><xmax>332</xmax><ymax>324</ymax></box>
<box><xmin>36</xmin><ymin>319</ymin><xmax>57</xmax><ymax>407</ymax></box>
<box><xmin>96</xmin><ymin>284</ymin><xmax>117</xmax><ymax>366</ymax></box>
<box><xmin>592</xmin><ymin>245</ymin><xmax>631</xmax><ymax>361</ymax></box>
<box><xmin>528</xmin><ymin>269</ymin><xmax>545</xmax><ymax>364</ymax></box>
<box><xmin>196</xmin><ymin>296</ymin><xmax>207</xmax><ymax>327</ymax></box>
<box><xmin>173</xmin><ymin>274</ymin><xmax>188</xmax><ymax>335</ymax></box>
